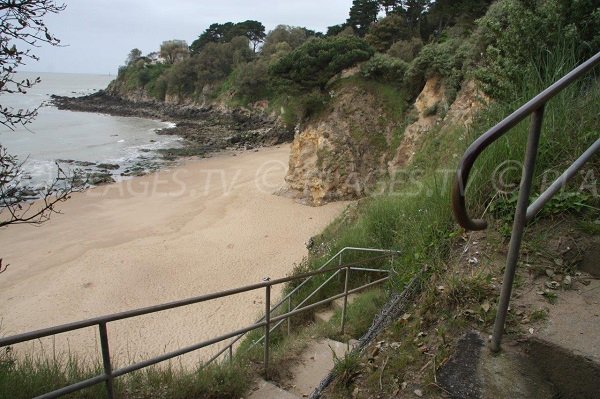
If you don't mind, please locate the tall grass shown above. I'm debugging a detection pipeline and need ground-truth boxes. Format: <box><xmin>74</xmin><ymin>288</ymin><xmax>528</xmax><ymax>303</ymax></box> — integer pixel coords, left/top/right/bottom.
<box><xmin>0</xmin><ymin>345</ymin><xmax>251</xmax><ymax>399</ymax></box>
<box><xmin>466</xmin><ymin>41</ymin><xmax>600</xmax><ymax>219</ymax></box>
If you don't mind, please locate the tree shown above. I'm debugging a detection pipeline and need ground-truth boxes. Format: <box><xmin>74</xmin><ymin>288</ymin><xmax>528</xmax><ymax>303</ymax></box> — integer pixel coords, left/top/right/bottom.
<box><xmin>326</xmin><ymin>24</ymin><xmax>348</xmax><ymax>37</ymax></box>
<box><xmin>1</xmin><ymin>1</ymin><xmax>80</xmax><ymax>267</ymax></box>
<box><xmin>126</xmin><ymin>48</ymin><xmax>142</xmax><ymax>65</ymax></box>
<box><xmin>365</xmin><ymin>13</ymin><xmax>413</xmax><ymax>52</ymax></box>
<box><xmin>402</xmin><ymin>0</ymin><xmax>428</xmax><ymax>33</ymax></box>
<box><xmin>270</xmin><ymin>36</ymin><xmax>375</xmax><ymax>90</ymax></box>
<box><xmin>190</xmin><ymin>21</ymin><xmax>266</xmax><ymax>54</ymax></box>
<box><xmin>347</xmin><ymin>0</ymin><xmax>380</xmax><ymax>37</ymax></box>
<box><xmin>190</xmin><ymin>23</ymin><xmax>235</xmax><ymax>53</ymax></box>
<box><xmin>160</xmin><ymin>40</ymin><xmax>189</xmax><ymax>64</ymax></box>
<box><xmin>0</xmin><ymin>0</ymin><xmax>65</xmax><ymax>128</ymax></box>
<box><xmin>235</xmin><ymin>20</ymin><xmax>266</xmax><ymax>53</ymax></box>
<box><xmin>261</xmin><ymin>25</ymin><xmax>313</xmax><ymax>56</ymax></box>
<box><xmin>379</xmin><ymin>0</ymin><xmax>400</xmax><ymax>15</ymax></box>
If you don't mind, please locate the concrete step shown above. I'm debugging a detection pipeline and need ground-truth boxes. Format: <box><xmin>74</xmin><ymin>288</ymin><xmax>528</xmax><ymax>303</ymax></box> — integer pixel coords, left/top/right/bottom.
<box><xmin>247</xmin><ymin>379</ymin><xmax>301</xmax><ymax>399</ymax></box>
<box><xmin>285</xmin><ymin>338</ymin><xmax>349</xmax><ymax>398</ymax></box>
<box><xmin>314</xmin><ymin>308</ymin><xmax>336</xmax><ymax>323</ymax></box>
<box><xmin>332</xmin><ymin>293</ymin><xmax>360</xmax><ymax>311</ymax></box>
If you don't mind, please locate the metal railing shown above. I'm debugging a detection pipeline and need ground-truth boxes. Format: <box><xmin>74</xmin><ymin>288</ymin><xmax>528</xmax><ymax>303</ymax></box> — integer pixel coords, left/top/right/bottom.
<box><xmin>0</xmin><ymin>248</ymin><xmax>398</xmax><ymax>399</ymax></box>
<box><xmin>204</xmin><ymin>247</ymin><xmax>400</xmax><ymax>366</ymax></box>
<box><xmin>451</xmin><ymin>51</ymin><xmax>600</xmax><ymax>352</ymax></box>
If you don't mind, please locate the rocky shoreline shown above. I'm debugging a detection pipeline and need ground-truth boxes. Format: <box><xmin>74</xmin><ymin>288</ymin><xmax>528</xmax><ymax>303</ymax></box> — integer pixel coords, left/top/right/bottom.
<box><xmin>51</xmin><ymin>91</ymin><xmax>293</xmax><ymax>158</ymax></box>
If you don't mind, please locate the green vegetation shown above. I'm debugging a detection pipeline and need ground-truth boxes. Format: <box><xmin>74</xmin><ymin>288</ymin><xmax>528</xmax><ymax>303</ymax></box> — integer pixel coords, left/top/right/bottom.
<box><xmin>270</xmin><ymin>36</ymin><xmax>374</xmax><ymax>91</ymax></box>
<box><xmin>0</xmin><ymin>346</ymin><xmax>251</xmax><ymax>399</ymax></box>
<box><xmin>4</xmin><ymin>0</ymin><xmax>600</xmax><ymax>397</ymax></box>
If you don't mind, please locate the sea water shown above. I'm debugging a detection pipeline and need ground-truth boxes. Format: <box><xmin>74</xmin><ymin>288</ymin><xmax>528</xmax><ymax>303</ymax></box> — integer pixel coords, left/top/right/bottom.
<box><xmin>0</xmin><ymin>72</ymin><xmax>183</xmax><ymax>188</ymax></box>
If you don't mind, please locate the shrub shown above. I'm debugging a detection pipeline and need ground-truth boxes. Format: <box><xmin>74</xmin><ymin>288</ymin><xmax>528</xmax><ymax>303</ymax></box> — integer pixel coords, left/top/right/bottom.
<box><xmin>387</xmin><ymin>37</ymin><xmax>423</xmax><ymax>63</ymax></box>
<box><xmin>404</xmin><ymin>36</ymin><xmax>476</xmax><ymax>98</ymax></box>
<box><xmin>230</xmin><ymin>59</ymin><xmax>270</xmax><ymax>101</ymax></box>
<box><xmin>261</xmin><ymin>25</ymin><xmax>314</xmax><ymax>56</ymax></box>
<box><xmin>474</xmin><ymin>0</ymin><xmax>600</xmax><ymax>99</ymax></box>
<box><xmin>360</xmin><ymin>53</ymin><xmax>408</xmax><ymax>84</ymax></box>
<box><xmin>365</xmin><ymin>14</ymin><xmax>413</xmax><ymax>53</ymax></box>
<box><xmin>269</xmin><ymin>36</ymin><xmax>375</xmax><ymax>91</ymax></box>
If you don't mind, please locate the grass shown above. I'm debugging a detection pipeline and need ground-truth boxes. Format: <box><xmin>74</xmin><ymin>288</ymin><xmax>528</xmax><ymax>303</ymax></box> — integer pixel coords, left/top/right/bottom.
<box><xmin>530</xmin><ymin>308</ymin><xmax>549</xmax><ymax>323</ymax></box>
<box><xmin>327</xmin><ymin>289</ymin><xmax>389</xmax><ymax>340</ymax></box>
<box><xmin>330</xmin><ymin>351</ymin><xmax>361</xmax><ymax>396</ymax></box>
<box><xmin>0</xmin><ymin>345</ymin><xmax>252</xmax><ymax>399</ymax></box>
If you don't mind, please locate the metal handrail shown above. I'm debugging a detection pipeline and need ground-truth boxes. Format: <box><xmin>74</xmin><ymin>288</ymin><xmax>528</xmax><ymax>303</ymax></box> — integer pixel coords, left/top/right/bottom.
<box><xmin>0</xmin><ymin>249</ymin><xmax>396</xmax><ymax>399</ymax></box>
<box><xmin>452</xmin><ymin>51</ymin><xmax>600</xmax><ymax>230</ymax></box>
<box><xmin>204</xmin><ymin>247</ymin><xmax>400</xmax><ymax>365</ymax></box>
<box><xmin>451</xmin><ymin>51</ymin><xmax>600</xmax><ymax>353</ymax></box>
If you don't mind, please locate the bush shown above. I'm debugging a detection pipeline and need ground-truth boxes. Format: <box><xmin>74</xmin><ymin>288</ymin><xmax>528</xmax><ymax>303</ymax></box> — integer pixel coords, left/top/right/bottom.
<box><xmin>404</xmin><ymin>36</ymin><xmax>476</xmax><ymax>98</ymax></box>
<box><xmin>269</xmin><ymin>36</ymin><xmax>375</xmax><ymax>91</ymax></box>
<box><xmin>474</xmin><ymin>0</ymin><xmax>600</xmax><ymax>99</ymax></box>
<box><xmin>261</xmin><ymin>25</ymin><xmax>314</xmax><ymax>56</ymax></box>
<box><xmin>230</xmin><ymin>59</ymin><xmax>270</xmax><ymax>101</ymax></box>
<box><xmin>365</xmin><ymin>14</ymin><xmax>413</xmax><ymax>53</ymax></box>
<box><xmin>360</xmin><ymin>53</ymin><xmax>408</xmax><ymax>84</ymax></box>
<box><xmin>387</xmin><ymin>37</ymin><xmax>423</xmax><ymax>63</ymax></box>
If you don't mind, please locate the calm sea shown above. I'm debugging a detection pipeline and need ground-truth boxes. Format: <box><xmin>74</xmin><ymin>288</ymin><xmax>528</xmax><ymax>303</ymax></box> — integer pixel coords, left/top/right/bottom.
<box><xmin>0</xmin><ymin>72</ymin><xmax>182</xmax><ymax>188</ymax></box>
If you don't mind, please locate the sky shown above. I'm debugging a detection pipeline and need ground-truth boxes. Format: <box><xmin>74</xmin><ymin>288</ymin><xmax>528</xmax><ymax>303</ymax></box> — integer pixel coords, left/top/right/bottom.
<box><xmin>21</xmin><ymin>0</ymin><xmax>353</xmax><ymax>75</ymax></box>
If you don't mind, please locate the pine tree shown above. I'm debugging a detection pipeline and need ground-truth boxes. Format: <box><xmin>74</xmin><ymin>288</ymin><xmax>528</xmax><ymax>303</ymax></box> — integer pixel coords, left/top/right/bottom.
<box><xmin>378</xmin><ymin>0</ymin><xmax>400</xmax><ymax>15</ymax></box>
<box><xmin>347</xmin><ymin>0</ymin><xmax>380</xmax><ymax>37</ymax></box>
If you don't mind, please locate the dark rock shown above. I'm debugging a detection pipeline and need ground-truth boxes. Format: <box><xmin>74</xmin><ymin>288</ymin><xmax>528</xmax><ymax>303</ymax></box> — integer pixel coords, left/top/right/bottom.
<box><xmin>87</xmin><ymin>173</ymin><xmax>115</xmax><ymax>185</ymax></box>
<box><xmin>50</xmin><ymin>91</ymin><xmax>293</xmax><ymax>163</ymax></box>
<box><xmin>74</xmin><ymin>161</ymin><xmax>96</xmax><ymax>167</ymax></box>
<box><xmin>96</xmin><ymin>163</ymin><xmax>120</xmax><ymax>170</ymax></box>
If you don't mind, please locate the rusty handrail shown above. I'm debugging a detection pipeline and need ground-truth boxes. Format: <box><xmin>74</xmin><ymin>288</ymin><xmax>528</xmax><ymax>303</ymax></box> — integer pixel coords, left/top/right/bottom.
<box><xmin>452</xmin><ymin>51</ymin><xmax>600</xmax><ymax>231</ymax></box>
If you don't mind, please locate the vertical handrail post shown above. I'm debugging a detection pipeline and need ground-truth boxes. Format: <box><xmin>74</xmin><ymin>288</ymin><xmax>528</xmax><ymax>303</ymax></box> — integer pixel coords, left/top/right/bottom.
<box><xmin>340</xmin><ymin>266</ymin><xmax>350</xmax><ymax>334</ymax></box>
<box><xmin>229</xmin><ymin>345</ymin><xmax>233</xmax><ymax>363</ymax></box>
<box><xmin>98</xmin><ymin>322</ymin><xmax>114</xmax><ymax>399</ymax></box>
<box><xmin>264</xmin><ymin>283</ymin><xmax>271</xmax><ymax>376</ymax></box>
<box><xmin>337</xmin><ymin>252</ymin><xmax>343</xmax><ymax>284</ymax></box>
<box><xmin>287</xmin><ymin>296</ymin><xmax>291</xmax><ymax>336</ymax></box>
<box><xmin>491</xmin><ymin>106</ymin><xmax>545</xmax><ymax>353</ymax></box>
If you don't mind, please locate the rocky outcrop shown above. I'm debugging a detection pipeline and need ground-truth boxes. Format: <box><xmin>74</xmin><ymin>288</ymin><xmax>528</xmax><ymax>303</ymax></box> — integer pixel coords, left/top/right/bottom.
<box><xmin>390</xmin><ymin>76</ymin><xmax>447</xmax><ymax>168</ymax></box>
<box><xmin>285</xmin><ymin>77</ymin><xmax>488</xmax><ymax>206</ymax></box>
<box><xmin>282</xmin><ymin>85</ymin><xmax>395</xmax><ymax>206</ymax></box>
<box><xmin>389</xmin><ymin>78</ymin><xmax>488</xmax><ymax>171</ymax></box>
<box><xmin>52</xmin><ymin>91</ymin><xmax>293</xmax><ymax>154</ymax></box>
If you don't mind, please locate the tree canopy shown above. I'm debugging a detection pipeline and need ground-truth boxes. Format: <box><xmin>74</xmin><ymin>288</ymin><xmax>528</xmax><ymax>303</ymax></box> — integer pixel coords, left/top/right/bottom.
<box><xmin>270</xmin><ymin>36</ymin><xmax>375</xmax><ymax>90</ymax></box>
<box><xmin>190</xmin><ymin>20</ymin><xmax>266</xmax><ymax>54</ymax></box>
<box><xmin>160</xmin><ymin>40</ymin><xmax>189</xmax><ymax>64</ymax></box>
<box><xmin>347</xmin><ymin>0</ymin><xmax>380</xmax><ymax>37</ymax></box>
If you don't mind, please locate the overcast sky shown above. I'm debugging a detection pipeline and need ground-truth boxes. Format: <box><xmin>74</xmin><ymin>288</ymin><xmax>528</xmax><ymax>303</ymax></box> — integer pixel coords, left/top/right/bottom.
<box><xmin>21</xmin><ymin>0</ymin><xmax>353</xmax><ymax>75</ymax></box>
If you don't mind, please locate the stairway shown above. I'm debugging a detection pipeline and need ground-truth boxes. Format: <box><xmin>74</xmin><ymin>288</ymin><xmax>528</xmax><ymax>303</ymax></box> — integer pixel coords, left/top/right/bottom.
<box><xmin>248</xmin><ymin>294</ymin><xmax>361</xmax><ymax>398</ymax></box>
<box><xmin>314</xmin><ymin>293</ymin><xmax>360</xmax><ymax>323</ymax></box>
<box><xmin>248</xmin><ymin>339</ymin><xmax>349</xmax><ymax>399</ymax></box>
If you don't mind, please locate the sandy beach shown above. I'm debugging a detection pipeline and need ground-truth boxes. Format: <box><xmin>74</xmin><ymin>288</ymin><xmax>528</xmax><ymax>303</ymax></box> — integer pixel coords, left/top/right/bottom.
<box><xmin>0</xmin><ymin>146</ymin><xmax>347</xmax><ymax>367</ymax></box>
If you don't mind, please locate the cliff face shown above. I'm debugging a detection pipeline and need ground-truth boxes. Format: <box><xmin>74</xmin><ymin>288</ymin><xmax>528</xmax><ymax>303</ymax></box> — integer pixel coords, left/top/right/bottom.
<box><xmin>284</xmin><ymin>77</ymin><xmax>488</xmax><ymax>206</ymax></box>
<box><xmin>283</xmin><ymin>84</ymin><xmax>396</xmax><ymax>206</ymax></box>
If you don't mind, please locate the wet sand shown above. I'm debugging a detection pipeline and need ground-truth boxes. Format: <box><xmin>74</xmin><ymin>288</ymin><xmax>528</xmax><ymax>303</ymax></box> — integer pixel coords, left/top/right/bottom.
<box><xmin>0</xmin><ymin>146</ymin><xmax>347</xmax><ymax>367</ymax></box>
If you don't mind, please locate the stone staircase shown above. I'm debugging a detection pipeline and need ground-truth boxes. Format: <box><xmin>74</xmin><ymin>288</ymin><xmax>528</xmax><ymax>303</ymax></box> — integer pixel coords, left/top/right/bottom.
<box><xmin>247</xmin><ymin>294</ymin><xmax>361</xmax><ymax>398</ymax></box>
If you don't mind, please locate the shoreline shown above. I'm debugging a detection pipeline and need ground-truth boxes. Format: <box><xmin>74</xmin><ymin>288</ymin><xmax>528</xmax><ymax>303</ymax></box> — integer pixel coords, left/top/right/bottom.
<box><xmin>52</xmin><ymin>91</ymin><xmax>293</xmax><ymax>156</ymax></box>
<box><xmin>8</xmin><ymin>91</ymin><xmax>294</xmax><ymax>202</ymax></box>
<box><xmin>0</xmin><ymin>146</ymin><xmax>349</xmax><ymax>367</ymax></box>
